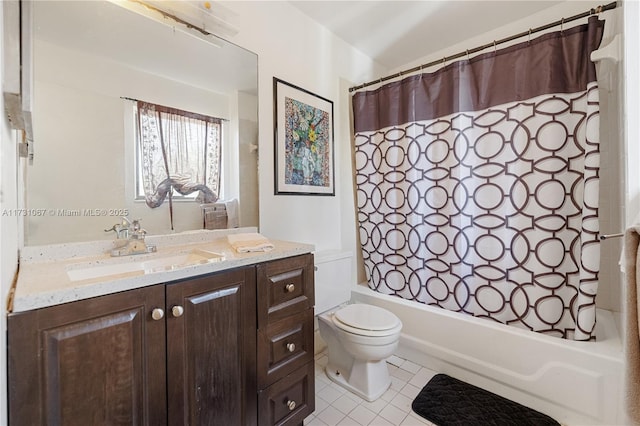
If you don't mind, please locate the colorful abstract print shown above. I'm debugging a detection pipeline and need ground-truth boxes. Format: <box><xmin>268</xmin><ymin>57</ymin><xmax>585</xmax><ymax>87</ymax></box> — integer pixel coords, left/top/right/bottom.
<box><xmin>284</xmin><ymin>97</ymin><xmax>331</xmax><ymax>187</ymax></box>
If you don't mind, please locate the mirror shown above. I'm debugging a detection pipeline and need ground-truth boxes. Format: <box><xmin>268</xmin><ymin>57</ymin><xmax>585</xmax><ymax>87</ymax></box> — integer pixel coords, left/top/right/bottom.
<box><xmin>25</xmin><ymin>1</ymin><xmax>258</xmax><ymax>246</ymax></box>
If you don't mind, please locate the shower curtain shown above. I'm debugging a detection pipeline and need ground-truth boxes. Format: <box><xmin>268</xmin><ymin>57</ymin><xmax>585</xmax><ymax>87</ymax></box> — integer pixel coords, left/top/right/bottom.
<box><xmin>352</xmin><ymin>17</ymin><xmax>604</xmax><ymax>340</ymax></box>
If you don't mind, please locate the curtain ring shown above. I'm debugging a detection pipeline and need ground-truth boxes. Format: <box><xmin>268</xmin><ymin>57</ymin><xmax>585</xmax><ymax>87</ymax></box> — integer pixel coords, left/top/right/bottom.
<box><xmin>561</xmin><ymin>18</ymin><xmax>564</xmax><ymax>33</ymax></box>
<box><xmin>528</xmin><ymin>28</ymin><xmax>532</xmax><ymax>43</ymax></box>
<box><xmin>596</xmin><ymin>5</ymin><xmax>603</xmax><ymax>14</ymax></box>
<box><xmin>442</xmin><ymin>56</ymin><xmax>447</xmax><ymax>67</ymax></box>
<box><xmin>493</xmin><ymin>40</ymin><xmax>497</xmax><ymax>53</ymax></box>
<box><xmin>466</xmin><ymin>49</ymin><xmax>470</xmax><ymax>60</ymax></box>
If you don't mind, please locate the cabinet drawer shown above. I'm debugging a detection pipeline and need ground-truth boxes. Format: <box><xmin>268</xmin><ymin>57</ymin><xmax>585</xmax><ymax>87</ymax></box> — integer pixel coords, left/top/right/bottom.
<box><xmin>258</xmin><ymin>361</ymin><xmax>315</xmax><ymax>426</ymax></box>
<box><xmin>257</xmin><ymin>254</ymin><xmax>314</xmax><ymax>327</ymax></box>
<box><xmin>258</xmin><ymin>309</ymin><xmax>313</xmax><ymax>387</ymax></box>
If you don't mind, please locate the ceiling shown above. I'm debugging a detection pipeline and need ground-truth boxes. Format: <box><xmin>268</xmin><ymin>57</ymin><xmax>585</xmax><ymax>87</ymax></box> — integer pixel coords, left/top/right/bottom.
<box><xmin>289</xmin><ymin>1</ymin><xmax>564</xmax><ymax>70</ymax></box>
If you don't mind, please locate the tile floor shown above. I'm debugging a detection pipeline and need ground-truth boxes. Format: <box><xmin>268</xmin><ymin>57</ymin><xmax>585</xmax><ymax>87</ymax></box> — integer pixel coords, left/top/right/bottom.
<box><xmin>305</xmin><ymin>351</ymin><xmax>439</xmax><ymax>426</ymax></box>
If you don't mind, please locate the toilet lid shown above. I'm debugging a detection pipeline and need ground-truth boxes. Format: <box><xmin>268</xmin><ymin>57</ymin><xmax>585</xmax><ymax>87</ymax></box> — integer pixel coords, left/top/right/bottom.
<box><xmin>333</xmin><ymin>304</ymin><xmax>401</xmax><ymax>332</ymax></box>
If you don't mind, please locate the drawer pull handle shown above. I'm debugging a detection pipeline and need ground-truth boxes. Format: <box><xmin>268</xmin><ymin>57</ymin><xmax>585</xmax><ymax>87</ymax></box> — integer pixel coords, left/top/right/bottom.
<box><xmin>285</xmin><ymin>283</ymin><xmax>295</xmax><ymax>293</ymax></box>
<box><xmin>287</xmin><ymin>400</ymin><xmax>296</xmax><ymax>411</ymax></box>
<box><xmin>286</xmin><ymin>343</ymin><xmax>296</xmax><ymax>352</ymax></box>
<box><xmin>151</xmin><ymin>308</ymin><xmax>164</xmax><ymax>321</ymax></box>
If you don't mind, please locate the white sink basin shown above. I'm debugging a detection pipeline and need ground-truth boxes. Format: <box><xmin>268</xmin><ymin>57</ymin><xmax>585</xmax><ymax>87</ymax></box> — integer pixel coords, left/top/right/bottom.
<box><xmin>66</xmin><ymin>249</ymin><xmax>225</xmax><ymax>282</ymax></box>
<box><xmin>142</xmin><ymin>250</ymin><xmax>224</xmax><ymax>273</ymax></box>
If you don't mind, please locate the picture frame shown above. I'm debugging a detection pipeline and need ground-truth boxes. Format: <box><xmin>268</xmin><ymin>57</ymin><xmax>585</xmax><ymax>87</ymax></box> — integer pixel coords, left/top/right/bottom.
<box><xmin>273</xmin><ymin>77</ymin><xmax>335</xmax><ymax>196</ymax></box>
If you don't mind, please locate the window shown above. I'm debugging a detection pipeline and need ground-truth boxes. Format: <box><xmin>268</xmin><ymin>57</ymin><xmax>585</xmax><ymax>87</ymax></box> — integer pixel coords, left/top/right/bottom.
<box><xmin>134</xmin><ymin>101</ymin><xmax>222</xmax><ymax>208</ymax></box>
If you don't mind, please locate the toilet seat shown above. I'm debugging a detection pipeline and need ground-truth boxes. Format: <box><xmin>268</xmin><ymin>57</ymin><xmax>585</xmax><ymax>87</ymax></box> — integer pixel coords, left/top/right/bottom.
<box><xmin>332</xmin><ymin>304</ymin><xmax>402</xmax><ymax>337</ymax></box>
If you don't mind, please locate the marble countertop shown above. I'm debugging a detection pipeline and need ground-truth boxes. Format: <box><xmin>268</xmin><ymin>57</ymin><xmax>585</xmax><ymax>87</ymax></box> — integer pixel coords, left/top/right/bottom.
<box><xmin>12</xmin><ymin>228</ymin><xmax>314</xmax><ymax>313</ymax></box>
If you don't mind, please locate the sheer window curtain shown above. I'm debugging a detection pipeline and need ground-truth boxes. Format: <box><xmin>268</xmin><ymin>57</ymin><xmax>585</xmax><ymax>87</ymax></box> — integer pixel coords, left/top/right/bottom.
<box><xmin>136</xmin><ymin>101</ymin><xmax>221</xmax><ymax>227</ymax></box>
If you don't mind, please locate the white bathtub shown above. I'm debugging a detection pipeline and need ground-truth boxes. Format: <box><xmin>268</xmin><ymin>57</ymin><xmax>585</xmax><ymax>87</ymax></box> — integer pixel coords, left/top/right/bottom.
<box><xmin>351</xmin><ymin>285</ymin><xmax>625</xmax><ymax>426</ymax></box>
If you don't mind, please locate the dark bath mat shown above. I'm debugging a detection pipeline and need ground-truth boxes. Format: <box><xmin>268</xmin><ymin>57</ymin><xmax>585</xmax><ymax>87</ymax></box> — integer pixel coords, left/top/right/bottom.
<box><xmin>411</xmin><ymin>374</ymin><xmax>560</xmax><ymax>426</ymax></box>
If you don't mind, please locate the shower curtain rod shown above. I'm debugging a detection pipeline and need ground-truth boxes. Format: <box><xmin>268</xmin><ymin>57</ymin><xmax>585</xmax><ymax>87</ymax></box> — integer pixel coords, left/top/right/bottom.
<box><xmin>349</xmin><ymin>1</ymin><xmax>617</xmax><ymax>92</ymax></box>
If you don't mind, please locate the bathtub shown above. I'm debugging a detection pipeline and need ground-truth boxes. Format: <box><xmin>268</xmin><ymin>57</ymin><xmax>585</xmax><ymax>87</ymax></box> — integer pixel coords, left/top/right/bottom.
<box><xmin>351</xmin><ymin>285</ymin><xmax>625</xmax><ymax>426</ymax></box>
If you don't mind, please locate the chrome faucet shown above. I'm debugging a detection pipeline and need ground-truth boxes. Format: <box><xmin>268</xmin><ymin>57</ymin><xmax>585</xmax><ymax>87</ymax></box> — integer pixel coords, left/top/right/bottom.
<box><xmin>104</xmin><ymin>217</ymin><xmax>131</xmax><ymax>240</ymax></box>
<box><xmin>105</xmin><ymin>217</ymin><xmax>157</xmax><ymax>257</ymax></box>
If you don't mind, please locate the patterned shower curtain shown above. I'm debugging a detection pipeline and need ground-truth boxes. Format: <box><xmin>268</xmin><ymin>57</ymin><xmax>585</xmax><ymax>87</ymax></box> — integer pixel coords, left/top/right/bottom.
<box><xmin>352</xmin><ymin>17</ymin><xmax>604</xmax><ymax>340</ymax></box>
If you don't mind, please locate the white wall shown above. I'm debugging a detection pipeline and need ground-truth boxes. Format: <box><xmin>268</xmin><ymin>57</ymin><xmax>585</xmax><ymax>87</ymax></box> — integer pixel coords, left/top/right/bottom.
<box><xmin>622</xmin><ymin>3</ymin><xmax>640</xmax><ymax>422</ymax></box>
<box><xmin>221</xmin><ymin>1</ymin><xmax>385</xmax><ymax>257</ymax></box>
<box><xmin>597</xmin><ymin>4</ymin><xmax>625</xmax><ymax>315</ymax></box>
<box><xmin>0</xmin><ymin>130</ymin><xmax>17</xmax><ymax>426</ymax></box>
<box><xmin>624</xmin><ymin>0</ymin><xmax>640</xmax><ymax>227</ymax></box>
<box><xmin>0</xmin><ymin>5</ymin><xmax>21</xmax><ymax>425</ymax></box>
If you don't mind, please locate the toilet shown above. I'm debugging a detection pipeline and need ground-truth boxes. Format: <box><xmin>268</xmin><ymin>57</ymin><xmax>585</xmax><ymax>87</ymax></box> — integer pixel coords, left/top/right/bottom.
<box><xmin>314</xmin><ymin>251</ymin><xmax>403</xmax><ymax>402</ymax></box>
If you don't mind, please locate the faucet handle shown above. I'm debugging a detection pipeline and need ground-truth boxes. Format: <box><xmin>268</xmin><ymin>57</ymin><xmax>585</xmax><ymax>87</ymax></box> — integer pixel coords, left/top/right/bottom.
<box><xmin>131</xmin><ymin>219</ymin><xmax>142</xmax><ymax>232</ymax></box>
<box><xmin>129</xmin><ymin>219</ymin><xmax>148</xmax><ymax>240</ymax></box>
<box><xmin>104</xmin><ymin>224</ymin><xmax>120</xmax><ymax>233</ymax></box>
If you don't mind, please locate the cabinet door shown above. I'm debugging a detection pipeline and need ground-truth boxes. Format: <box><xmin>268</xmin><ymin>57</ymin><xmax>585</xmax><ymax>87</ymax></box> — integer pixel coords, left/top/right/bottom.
<box><xmin>8</xmin><ymin>285</ymin><xmax>167</xmax><ymax>426</ymax></box>
<box><xmin>166</xmin><ymin>267</ymin><xmax>257</xmax><ymax>426</ymax></box>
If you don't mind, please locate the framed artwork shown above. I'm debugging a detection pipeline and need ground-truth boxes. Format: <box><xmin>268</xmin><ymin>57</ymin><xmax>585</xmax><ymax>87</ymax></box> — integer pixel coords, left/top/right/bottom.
<box><xmin>273</xmin><ymin>77</ymin><xmax>335</xmax><ymax>196</ymax></box>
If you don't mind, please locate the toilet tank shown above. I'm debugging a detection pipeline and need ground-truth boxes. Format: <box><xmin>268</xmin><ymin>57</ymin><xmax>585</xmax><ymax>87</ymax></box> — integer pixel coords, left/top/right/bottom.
<box><xmin>314</xmin><ymin>250</ymin><xmax>352</xmax><ymax>314</ymax></box>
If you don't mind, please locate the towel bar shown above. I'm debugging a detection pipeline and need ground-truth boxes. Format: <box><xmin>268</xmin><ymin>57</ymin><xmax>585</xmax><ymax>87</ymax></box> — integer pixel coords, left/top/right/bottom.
<box><xmin>599</xmin><ymin>232</ymin><xmax>624</xmax><ymax>240</ymax></box>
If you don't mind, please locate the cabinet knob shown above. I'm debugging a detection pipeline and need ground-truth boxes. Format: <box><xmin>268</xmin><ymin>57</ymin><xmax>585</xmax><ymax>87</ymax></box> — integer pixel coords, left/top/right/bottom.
<box><xmin>171</xmin><ymin>305</ymin><xmax>184</xmax><ymax>318</ymax></box>
<box><xmin>286</xmin><ymin>400</ymin><xmax>296</xmax><ymax>411</ymax></box>
<box><xmin>151</xmin><ymin>308</ymin><xmax>164</xmax><ymax>321</ymax></box>
<box><xmin>285</xmin><ymin>283</ymin><xmax>295</xmax><ymax>293</ymax></box>
<box><xmin>286</xmin><ymin>343</ymin><xmax>296</xmax><ymax>352</ymax></box>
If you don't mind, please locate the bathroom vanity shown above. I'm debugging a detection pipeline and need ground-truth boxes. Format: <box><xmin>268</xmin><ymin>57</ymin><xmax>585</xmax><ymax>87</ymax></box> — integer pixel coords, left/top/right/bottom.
<box><xmin>7</xmin><ymin>231</ymin><xmax>315</xmax><ymax>426</ymax></box>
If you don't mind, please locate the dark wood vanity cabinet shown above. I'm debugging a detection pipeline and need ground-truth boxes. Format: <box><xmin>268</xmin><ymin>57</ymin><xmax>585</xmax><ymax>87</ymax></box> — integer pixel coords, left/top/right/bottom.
<box><xmin>257</xmin><ymin>254</ymin><xmax>315</xmax><ymax>426</ymax></box>
<box><xmin>8</xmin><ymin>253</ymin><xmax>314</xmax><ymax>426</ymax></box>
<box><xmin>8</xmin><ymin>284</ymin><xmax>169</xmax><ymax>425</ymax></box>
<box><xmin>8</xmin><ymin>267</ymin><xmax>257</xmax><ymax>426</ymax></box>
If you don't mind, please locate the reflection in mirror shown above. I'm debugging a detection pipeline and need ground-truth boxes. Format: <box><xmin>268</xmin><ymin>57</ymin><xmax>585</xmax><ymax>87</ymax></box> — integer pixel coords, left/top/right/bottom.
<box><xmin>25</xmin><ymin>1</ymin><xmax>258</xmax><ymax>245</ymax></box>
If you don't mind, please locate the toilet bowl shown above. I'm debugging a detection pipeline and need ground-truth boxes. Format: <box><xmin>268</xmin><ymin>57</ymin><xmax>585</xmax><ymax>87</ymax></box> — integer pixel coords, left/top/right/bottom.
<box><xmin>318</xmin><ymin>303</ymin><xmax>402</xmax><ymax>402</ymax></box>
